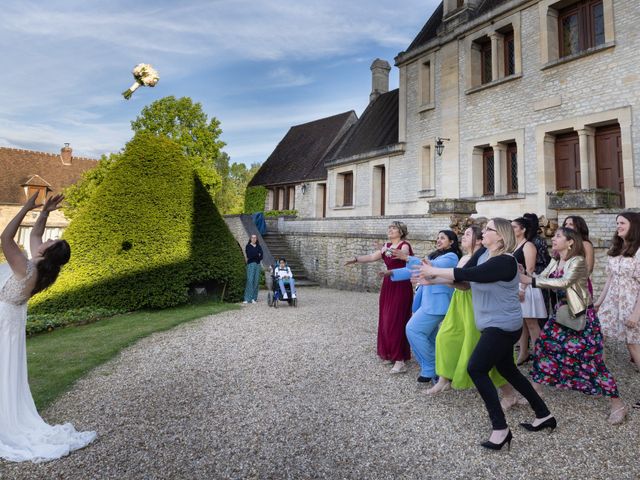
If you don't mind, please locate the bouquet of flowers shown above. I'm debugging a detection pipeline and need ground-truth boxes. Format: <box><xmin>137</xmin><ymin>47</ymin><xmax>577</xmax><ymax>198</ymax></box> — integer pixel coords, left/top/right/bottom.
<box><xmin>122</xmin><ymin>63</ymin><xmax>159</xmax><ymax>100</ymax></box>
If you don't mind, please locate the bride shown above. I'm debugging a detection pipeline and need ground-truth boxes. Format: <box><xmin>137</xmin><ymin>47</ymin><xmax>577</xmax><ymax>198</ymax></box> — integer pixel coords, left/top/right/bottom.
<box><xmin>0</xmin><ymin>192</ymin><xmax>95</xmax><ymax>462</ymax></box>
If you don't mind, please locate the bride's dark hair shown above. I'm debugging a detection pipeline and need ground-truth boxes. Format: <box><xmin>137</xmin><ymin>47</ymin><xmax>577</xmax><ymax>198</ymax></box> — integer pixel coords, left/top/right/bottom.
<box><xmin>31</xmin><ymin>240</ymin><xmax>71</xmax><ymax>296</ymax></box>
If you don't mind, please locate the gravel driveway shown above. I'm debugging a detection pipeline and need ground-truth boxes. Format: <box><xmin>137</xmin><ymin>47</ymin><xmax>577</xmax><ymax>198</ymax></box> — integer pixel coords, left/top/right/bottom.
<box><xmin>2</xmin><ymin>287</ymin><xmax>639</xmax><ymax>479</ymax></box>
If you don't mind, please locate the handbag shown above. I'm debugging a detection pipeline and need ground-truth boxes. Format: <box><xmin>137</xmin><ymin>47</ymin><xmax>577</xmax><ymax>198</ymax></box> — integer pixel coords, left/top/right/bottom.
<box><xmin>555</xmin><ymin>302</ymin><xmax>586</xmax><ymax>331</ymax></box>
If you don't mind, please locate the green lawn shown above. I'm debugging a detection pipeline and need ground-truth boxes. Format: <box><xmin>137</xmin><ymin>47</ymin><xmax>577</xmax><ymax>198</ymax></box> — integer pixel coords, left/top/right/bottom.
<box><xmin>26</xmin><ymin>300</ymin><xmax>239</xmax><ymax>410</ymax></box>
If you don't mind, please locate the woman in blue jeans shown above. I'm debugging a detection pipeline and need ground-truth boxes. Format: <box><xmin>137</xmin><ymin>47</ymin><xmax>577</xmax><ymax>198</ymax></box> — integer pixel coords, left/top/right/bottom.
<box><xmin>389</xmin><ymin>230</ymin><xmax>461</xmax><ymax>382</ymax></box>
<box><xmin>243</xmin><ymin>234</ymin><xmax>263</xmax><ymax>304</ymax></box>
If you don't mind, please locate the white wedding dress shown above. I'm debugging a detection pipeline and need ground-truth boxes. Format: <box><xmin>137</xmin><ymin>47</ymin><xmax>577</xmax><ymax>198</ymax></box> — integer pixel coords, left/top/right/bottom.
<box><xmin>0</xmin><ymin>261</ymin><xmax>96</xmax><ymax>462</ymax></box>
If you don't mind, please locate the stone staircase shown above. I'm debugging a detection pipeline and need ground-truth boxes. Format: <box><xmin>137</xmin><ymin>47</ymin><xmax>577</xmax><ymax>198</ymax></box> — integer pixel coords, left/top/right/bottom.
<box><xmin>262</xmin><ymin>233</ymin><xmax>318</xmax><ymax>287</ymax></box>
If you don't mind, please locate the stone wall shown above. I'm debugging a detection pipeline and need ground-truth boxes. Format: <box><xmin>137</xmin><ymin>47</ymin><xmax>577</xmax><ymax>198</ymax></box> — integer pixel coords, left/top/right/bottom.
<box><xmin>267</xmin><ymin>210</ymin><xmax>635</xmax><ymax>296</ymax></box>
<box><xmin>226</xmin><ymin>214</ymin><xmax>445</xmax><ymax>288</ymax></box>
<box><xmin>223</xmin><ymin>215</ymin><xmax>249</xmax><ymax>258</ymax></box>
<box><xmin>271</xmin><ymin>214</ymin><xmax>458</xmax><ymax>291</ymax></box>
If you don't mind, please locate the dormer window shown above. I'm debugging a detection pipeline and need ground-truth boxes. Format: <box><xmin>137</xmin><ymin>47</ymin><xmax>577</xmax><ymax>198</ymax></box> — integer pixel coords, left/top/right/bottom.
<box><xmin>444</xmin><ymin>0</ymin><xmax>480</xmax><ymax>17</ymax></box>
<box><xmin>26</xmin><ymin>186</ymin><xmax>48</xmax><ymax>204</ymax></box>
<box><xmin>21</xmin><ymin>175</ymin><xmax>52</xmax><ymax>206</ymax></box>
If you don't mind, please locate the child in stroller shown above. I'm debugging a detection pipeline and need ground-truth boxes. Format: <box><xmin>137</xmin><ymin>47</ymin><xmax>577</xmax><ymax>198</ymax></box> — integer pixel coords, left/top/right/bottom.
<box><xmin>268</xmin><ymin>258</ymin><xmax>298</xmax><ymax>307</ymax></box>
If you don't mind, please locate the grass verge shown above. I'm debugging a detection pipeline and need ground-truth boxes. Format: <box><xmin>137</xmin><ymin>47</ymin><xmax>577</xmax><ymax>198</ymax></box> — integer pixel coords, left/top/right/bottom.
<box><xmin>27</xmin><ymin>299</ymin><xmax>239</xmax><ymax>410</ymax></box>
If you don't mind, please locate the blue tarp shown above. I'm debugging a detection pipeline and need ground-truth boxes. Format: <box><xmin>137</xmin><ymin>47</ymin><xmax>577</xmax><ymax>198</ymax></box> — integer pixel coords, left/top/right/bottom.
<box><xmin>252</xmin><ymin>212</ymin><xmax>267</xmax><ymax>235</ymax></box>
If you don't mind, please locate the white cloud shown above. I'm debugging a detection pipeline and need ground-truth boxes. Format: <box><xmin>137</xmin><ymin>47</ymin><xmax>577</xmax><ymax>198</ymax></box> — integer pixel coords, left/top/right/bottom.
<box><xmin>266</xmin><ymin>67</ymin><xmax>313</xmax><ymax>88</ymax></box>
<box><xmin>0</xmin><ymin>0</ymin><xmax>440</xmax><ymax>165</ymax></box>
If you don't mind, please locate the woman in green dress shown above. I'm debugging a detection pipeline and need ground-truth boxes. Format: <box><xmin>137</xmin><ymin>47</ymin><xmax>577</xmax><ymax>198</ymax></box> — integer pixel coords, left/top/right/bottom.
<box><xmin>426</xmin><ymin>226</ymin><xmax>507</xmax><ymax>394</ymax></box>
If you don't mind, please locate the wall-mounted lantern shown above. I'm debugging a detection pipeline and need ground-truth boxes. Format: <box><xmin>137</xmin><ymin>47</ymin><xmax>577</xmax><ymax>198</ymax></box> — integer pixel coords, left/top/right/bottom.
<box><xmin>435</xmin><ymin>137</ymin><xmax>450</xmax><ymax>157</ymax></box>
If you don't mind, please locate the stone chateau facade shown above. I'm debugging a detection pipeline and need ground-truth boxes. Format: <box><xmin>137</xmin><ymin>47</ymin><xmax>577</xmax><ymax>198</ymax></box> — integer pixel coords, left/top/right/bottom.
<box><xmin>241</xmin><ymin>0</ymin><xmax>639</xmax><ymax>293</ymax></box>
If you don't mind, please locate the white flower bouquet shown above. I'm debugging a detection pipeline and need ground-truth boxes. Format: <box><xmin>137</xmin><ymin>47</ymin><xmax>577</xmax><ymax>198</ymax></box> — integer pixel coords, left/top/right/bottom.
<box><xmin>122</xmin><ymin>63</ymin><xmax>159</xmax><ymax>100</ymax></box>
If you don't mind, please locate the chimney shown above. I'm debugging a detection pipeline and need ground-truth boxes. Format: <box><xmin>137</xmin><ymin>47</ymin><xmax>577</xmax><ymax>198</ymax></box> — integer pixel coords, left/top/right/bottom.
<box><xmin>61</xmin><ymin>143</ymin><xmax>72</xmax><ymax>165</ymax></box>
<box><xmin>370</xmin><ymin>59</ymin><xmax>391</xmax><ymax>103</ymax></box>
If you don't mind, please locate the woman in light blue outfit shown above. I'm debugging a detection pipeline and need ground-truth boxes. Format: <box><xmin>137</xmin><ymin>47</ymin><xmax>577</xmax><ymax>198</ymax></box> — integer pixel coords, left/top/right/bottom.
<box><xmin>390</xmin><ymin>230</ymin><xmax>461</xmax><ymax>383</ymax></box>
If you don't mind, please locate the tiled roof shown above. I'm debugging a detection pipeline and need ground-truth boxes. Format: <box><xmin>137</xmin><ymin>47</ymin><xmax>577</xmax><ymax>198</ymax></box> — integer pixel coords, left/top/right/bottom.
<box><xmin>248</xmin><ymin>111</ymin><xmax>357</xmax><ymax>187</ymax></box>
<box><xmin>324</xmin><ymin>89</ymin><xmax>399</xmax><ymax>163</ymax></box>
<box><xmin>0</xmin><ymin>147</ymin><xmax>97</xmax><ymax>204</ymax></box>
<box><xmin>23</xmin><ymin>174</ymin><xmax>52</xmax><ymax>187</ymax></box>
<box><xmin>406</xmin><ymin>2</ymin><xmax>444</xmax><ymax>53</ymax></box>
<box><xmin>404</xmin><ymin>0</ymin><xmax>512</xmax><ymax>54</ymax></box>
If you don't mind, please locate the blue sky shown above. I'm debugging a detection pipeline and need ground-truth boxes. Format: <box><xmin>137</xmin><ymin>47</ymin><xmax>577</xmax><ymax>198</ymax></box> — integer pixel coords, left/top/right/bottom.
<box><xmin>0</xmin><ymin>0</ymin><xmax>439</xmax><ymax>166</ymax></box>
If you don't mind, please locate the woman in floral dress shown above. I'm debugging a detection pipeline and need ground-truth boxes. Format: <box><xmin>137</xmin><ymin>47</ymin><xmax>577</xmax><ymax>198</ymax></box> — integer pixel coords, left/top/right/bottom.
<box><xmin>520</xmin><ymin>227</ymin><xmax>627</xmax><ymax>424</ymax></box>
<box><xmin>596</xmin><ymin>212</ymin><xmax>640</xmax><ymax>409</ymax></box>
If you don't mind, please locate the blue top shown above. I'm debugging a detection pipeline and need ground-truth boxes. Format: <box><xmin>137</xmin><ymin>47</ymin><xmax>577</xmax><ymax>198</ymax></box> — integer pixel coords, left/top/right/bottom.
<box><xmin>391</xmin><ymin>252</ymin><xmax>458</xmax><ymax>315</ymax></box>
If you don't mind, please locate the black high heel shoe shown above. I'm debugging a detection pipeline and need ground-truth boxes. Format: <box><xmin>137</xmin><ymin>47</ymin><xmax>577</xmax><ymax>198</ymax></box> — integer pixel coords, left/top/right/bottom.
<box><xmin>480</xmin><ymin>430</ymin><xmax>512</xmax><ymax>451</ymax></box>
<box><xmin>520</xmin><ymin>416</ymin><xmax>557</xmax><ymax>433</ymax></box>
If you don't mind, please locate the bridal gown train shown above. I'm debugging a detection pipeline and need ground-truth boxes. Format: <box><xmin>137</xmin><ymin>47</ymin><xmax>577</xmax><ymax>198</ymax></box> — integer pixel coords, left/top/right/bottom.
<box><xmin>0</xmin><ymin>262</ymin><xmax>95</xmax><ymax>462</ymax></box>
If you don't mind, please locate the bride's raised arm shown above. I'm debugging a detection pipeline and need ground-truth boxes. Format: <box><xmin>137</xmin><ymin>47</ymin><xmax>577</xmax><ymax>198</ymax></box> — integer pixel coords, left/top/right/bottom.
<box><xmin>29</xmin><ymin>194</ymin><xmax>64</xmax><ymax>257</ymax></box>
<box><xmin>1</xmin><ymin>193</ymin><xmax>41</xmax><ymax>278</ymax></box>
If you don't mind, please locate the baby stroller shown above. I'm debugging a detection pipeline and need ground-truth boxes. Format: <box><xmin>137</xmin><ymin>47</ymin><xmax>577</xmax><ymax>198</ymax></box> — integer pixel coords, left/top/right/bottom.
<box><xmin>267</xmin><ymin>262</ymin><xmax>298</xmax><ymax>308</ymax></box>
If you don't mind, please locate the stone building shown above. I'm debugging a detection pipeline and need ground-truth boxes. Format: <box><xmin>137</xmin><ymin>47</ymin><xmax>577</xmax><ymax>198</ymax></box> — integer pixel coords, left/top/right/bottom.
<box><xmin>239</xmin><ymin>0</ymin><xmax>639</xmax><ymax>292</ymax></box>
<box><xmin>392</xmin><ymin>0</ymin><xmax>635</xmax><ymax>220</ymax></box>
<box><xmin>248</xmin><ymin>112</ymin><xmax>356</xmax><ymax>218</ymax></box>
<box><xmin>0</xmin><ymin>145</ymin><xmax>97</xmax><ymax>256</ymax></box>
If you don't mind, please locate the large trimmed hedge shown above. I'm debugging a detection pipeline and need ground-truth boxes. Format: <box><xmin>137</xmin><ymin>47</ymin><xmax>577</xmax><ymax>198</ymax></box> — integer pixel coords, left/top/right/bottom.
<box><xmin>30</xmin><ymin>132</ymin><xmax>245</xmax><ymax>314</ymax></box>
<box><xmin>243</xmin><ymin>185</ymin><xmax>268</xmax><ymax>214</ymax></box>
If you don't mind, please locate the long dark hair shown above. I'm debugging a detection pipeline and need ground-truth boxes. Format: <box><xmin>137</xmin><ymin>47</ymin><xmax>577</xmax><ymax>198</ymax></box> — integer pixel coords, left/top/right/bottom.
<box><xmin>608</xmin><ymin>212</ymin><xmax>640</xmax><ymax>257</ymax></box>
<box><xmin>522</xmin><ymin>213</ymin><xmax>540</xmax><ymax>241</ymax></box>
<box><xmin>563</xmin><ymin>215</ymin><xmax>591</xmax><ymax>243</ymax></box>
<box><xmin>32</xmin><ymin>240</ymin><xmax>71</xmax><ymax>296</ymax></box>
<box><xmin>512</xmin><ymin>217</ymin><xmax>532</xmax><ymax>241</ymax></box>
<box><xmin>467</xmin><ymin>225</ymin><xmax>483</xmax><ymax>254</ymax></box>
<box><xmin>428</xmin><ymin>230</ymin><xmax>462</xmax><ymax>260</ymax></box>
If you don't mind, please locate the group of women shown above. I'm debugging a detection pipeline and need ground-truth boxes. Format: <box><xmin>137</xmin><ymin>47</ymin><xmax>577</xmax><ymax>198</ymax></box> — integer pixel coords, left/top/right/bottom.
<box><xmin>348</xmin><ymin>212</ymin><xmax>640</xmax><ymax>450</ymax></box>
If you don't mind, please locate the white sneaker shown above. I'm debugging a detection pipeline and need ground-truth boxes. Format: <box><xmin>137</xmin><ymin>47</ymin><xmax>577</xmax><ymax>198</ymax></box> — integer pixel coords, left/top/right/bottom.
<box><xmin>292</xmin><ymin>293</ymin><xmax>297</xmax><ymax>299</ymax></box>
<box><xmin>242</xmin><ymin>301</ymin><xmax>248</xmax><ymax>304</ymax></box>
<box><xmin>251</xmin><ymin>300</ymin><xmax>257</xmax><ymax>304</ymax></box>
<box><xmin>282</xmin><ymin>294</ymin><xmax>288</xmax><ymax>300</ymax></box>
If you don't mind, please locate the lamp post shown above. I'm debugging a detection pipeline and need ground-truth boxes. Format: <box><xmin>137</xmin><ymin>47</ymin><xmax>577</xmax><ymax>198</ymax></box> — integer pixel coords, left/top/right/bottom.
<box><xmin>435</xmin><ymin>137</ymin><xmax>450</xmax><ymax>157</ymax></box>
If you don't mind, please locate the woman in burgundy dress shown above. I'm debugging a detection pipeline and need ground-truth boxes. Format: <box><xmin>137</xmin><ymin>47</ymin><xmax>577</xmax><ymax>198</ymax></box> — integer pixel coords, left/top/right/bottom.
<box><xmin>346</xmin><ymin>221</ymin><xmax>413</xmax><ymax>373</ymax></box>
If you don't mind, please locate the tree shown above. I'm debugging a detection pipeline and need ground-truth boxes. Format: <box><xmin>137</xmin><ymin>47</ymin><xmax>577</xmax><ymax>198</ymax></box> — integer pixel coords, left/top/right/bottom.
<box><xmin>131</xmin><ymin>96</ymin><xmax>224</xmax><ymax>195</ymax></box>
<box><xmin>215</xmin><ymin>160</ymin><xmax>262</xmax><ymax>214</ymax></box>
<box><xmin>31</xmin><ymin>131</ymin><xmax>245</xmax><ymax>314</ymax></box>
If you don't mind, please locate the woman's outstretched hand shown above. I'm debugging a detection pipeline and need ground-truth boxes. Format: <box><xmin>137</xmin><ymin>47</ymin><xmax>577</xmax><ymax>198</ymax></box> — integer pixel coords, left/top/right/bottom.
<box><xmin>23</xmin><ymin>192</ymin><xmax>42</xmax><ymax>211</ymax></box>
<box><xmin>43</xmin><ymin>194</ymin><xmax>64</xmax><ymax>213</ymax></box>
<box><xmin>390</xmin><ymin>248</ymin><xmax>408</xmax><ymax>261</ymax></box>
